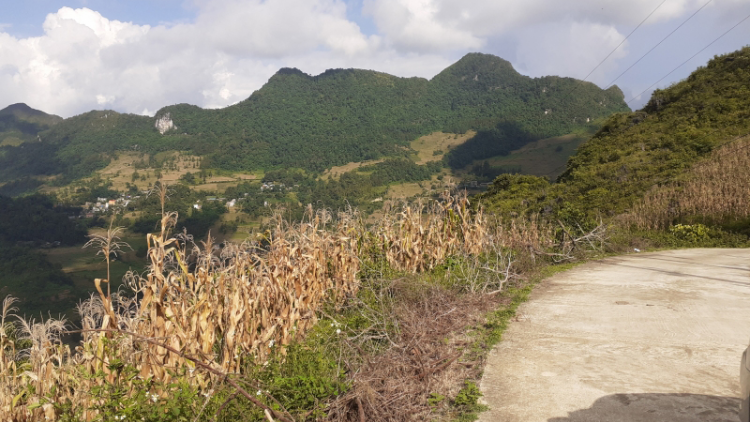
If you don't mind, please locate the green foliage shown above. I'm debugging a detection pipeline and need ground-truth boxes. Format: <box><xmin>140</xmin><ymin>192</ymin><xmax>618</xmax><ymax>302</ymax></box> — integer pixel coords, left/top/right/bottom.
<box><xmin>467</xmin><ymin>161</ymin><xmax>520</xmax><ymax>183</ymax></box>
<box><xmin>0</xmin><ymin>194</ymin><xmax>87</xmax><ymax>245</ymax></box>
<box><xmin>178</xmin><ymin>171</ymin><xmax>195</xmax><ymax>184</ymax></box>
<box><xmin>364</xmin><ymin>158</ymin><xmax>441</xmax><ymax>185</ymax></box>
<box><xmin>209</xmin><ymin>319</ymin><xmax>349</xmax><ymax>421</ymax></box>
<box><xmin>451</xmin><ymin>381</ymin><xmax>488</xmax><ymax>422</ymax></box>
<box><xmin>0</xmin><ymin>53</ymin><xmax>627</xmax><ymax>184</ymax></box>
<box><xmin>49</xmin><ymin>325</ymin><xmax>347</xmax><ymax>422</ymax></box>
<box><xmin>68</xmin><ymin>177</ymin><xmax>120</xmax><ymax>205</ymax></box>
<box><xmin>50</xmin><ymin>363</ymin><xmax>201</xmax><ymax>422</ymax></box>
<box><xmin>0</xmin><ymin>177</ymin><xmax>44</xmax><ymax>197</ymax></box>
<box><xmin>130</xmin><ymin>186</ymin><xmax>227</xmax><ymax>239</ymax></box>
<box><xmin>615</xmin><ymin>224</ymin><xmax>750</xmax><ymax>250</ymax></box>
<box><xmin>479</xmin><ymin>174</ymin><xmax>550</xmax><ymax>217</ymax></box>
<box><xmin>0</xmin><ymin>103</ymin><xmax>62</xmax><ymax>147</ymax></box>
<box><xmin>428</xmin><ymin>393</ymin><xmax>446</xmax><ymax>407</ymax></box>
<box><xmin>0</xmin><ymin>243</ymin><xmax>77</xmax><ymax>317</ymax></box>
<box><xmin>480</xmin><ymin>47</ymin><xmax>750</xmax><ymax>226</ymax></box>
<box><xmin>669</xmin><ymin>223</ymin><xmax>710</xmax><ymax>243</ymax></box>
<box><xmin>263</xmin><ymin>346</ymin><xmax>346</xmax><ymax>417</ymax></box>
<box><xmin>262</xmin><ymin>168</ymin><xmax>307</xmax><ymax>185</ymax></box>
<box><xmin>178</xmin><ymin>206</ymin><xmax>226</xmax><ymax>239</ymax></box>
<box><xmin>0</xmin><ymin>194</ymin><xmax>90</xmax><ymax>317</ymax></box>
<box><xmin>453</xmin><ymin>381</ymin><xmax>486</xmax><ymax>409</ymax></box>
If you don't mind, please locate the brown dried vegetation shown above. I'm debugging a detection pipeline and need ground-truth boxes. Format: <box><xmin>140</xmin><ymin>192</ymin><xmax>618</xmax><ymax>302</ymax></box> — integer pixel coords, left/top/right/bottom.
<box><xmin>0</xmin><ymin>188</ymin><xmax>557</xmax><ymax>421</ymax></box>
<box><xmin>627</xmin><ymin>135</ymin><xmax>750</xmax><ymax>229</ymax></box>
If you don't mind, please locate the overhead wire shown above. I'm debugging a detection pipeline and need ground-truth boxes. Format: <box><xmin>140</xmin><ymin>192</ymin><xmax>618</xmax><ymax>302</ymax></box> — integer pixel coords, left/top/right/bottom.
<box><xmin>626</xmin><ymin>10</ymin><xmax>750</xmax><ymax>104</ymax></box>
<box><xmin>531</xmin><ymin>2</ymin><xmax>746</xmax><ymax>180</ymax></box>
<box><xmin>546</xmin><ymin>2</ymin><xmax>668</xmax><ymax>177</ymax></box>
<box><xmin>548</xmin><ymin>2</ymin><xmax>750</xmax><ymax>199</ymax></box>
<box><xmin>576</xmin><ymin>0</ymin><xmax>668</xmax><ymax>84</ymax></box>
<box><xmin>604</xmin><ymin>0</ymin><xmax>714</xmax><ymax>90</ymax></box>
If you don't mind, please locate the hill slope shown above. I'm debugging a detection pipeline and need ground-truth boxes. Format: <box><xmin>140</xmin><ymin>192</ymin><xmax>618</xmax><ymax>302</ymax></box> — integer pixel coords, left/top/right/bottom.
<box><xmin>0</xmin><ymin>103</ymin><xmax>62</xmax><ymax>146</ymax></box>
<box><xmin>0</xmin><ymin>53</ymin><xmax>629</xmax><ymax>183</ymax></box>
<box><xmin>480</xmin><ymin>46</ymin><xmax>750</xmax><ymax>222</ymax></box>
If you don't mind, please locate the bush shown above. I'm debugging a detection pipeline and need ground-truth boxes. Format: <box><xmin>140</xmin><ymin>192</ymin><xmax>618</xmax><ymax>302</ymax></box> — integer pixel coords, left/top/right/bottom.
<box><xmin>669</xmin><ymin>223</ymin><xmax>710</xmax><ymax>243</ymax></box>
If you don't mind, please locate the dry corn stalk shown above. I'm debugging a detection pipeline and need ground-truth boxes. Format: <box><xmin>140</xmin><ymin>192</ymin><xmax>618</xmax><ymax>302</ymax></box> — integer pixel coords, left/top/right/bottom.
<box><xmin>0</xmin><ymin>202</ymin><xmax>361</xmax><ymax>419</ymax></box>
<box><xmin>366</xmin><ymin>191</ymin><xmax>490</xmax><ymax>273</ymax></box>
<box><xmin>627</xmin><ymin>137</ymin><xmax>750</xmax><ymax>229</ymax></box>
<box><xmin>0</xmin><ymin>191</ymin><xmax>519</xmax><ymax>420</ymax></box>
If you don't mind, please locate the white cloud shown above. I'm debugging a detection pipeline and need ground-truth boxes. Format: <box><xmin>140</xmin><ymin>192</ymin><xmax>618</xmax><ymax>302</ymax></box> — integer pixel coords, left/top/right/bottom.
<box><xmin>362</xmin><ymin>0</ymin><xmax>704</xmax><ymax>53</ymax></box>
<box><xmin>362</xmin><ymin>0</ymin><xmax>483</xmax><ymax>52</ymax></box>
<box><xmin>185</xmin><ymin>0</ymin><xmax>374</xmax><ymax>57</ymax></box>
<box><xmin>0</xmin><ymin>2</ymin><xmax>380</xmax><ymax>117</ymax></box>
<box><xmin>0</xmin><ymin>0</ymin><xmax>747</xmax><ymax>116</ymax></box>
<box><xmin>514</xmin><ymin>21</ymin><xmax>628</xmax><ymax>85</ymax></box>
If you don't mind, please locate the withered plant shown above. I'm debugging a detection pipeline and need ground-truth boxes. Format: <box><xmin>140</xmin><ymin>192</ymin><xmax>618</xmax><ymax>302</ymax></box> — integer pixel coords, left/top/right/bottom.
<box><xmin>627</xmin><ymin>136</ymin><xmax>750</xmax><ymax>229</ymax></box>
<box><xmin>0</xmin><ymin>188</ymin><xmax>558</xmax><ymax>421</ymax></box>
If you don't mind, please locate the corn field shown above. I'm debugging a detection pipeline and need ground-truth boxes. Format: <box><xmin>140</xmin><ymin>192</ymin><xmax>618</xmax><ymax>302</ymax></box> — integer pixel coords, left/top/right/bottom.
<box><xmin>0</xmin><ymin>190</ymin><xmax>525</xmax><ymax>421</ymax></box>
<box><xmin>627</xmin><ymin>137</ymin><xmax>750</xmax><ymax>229</ymax></box>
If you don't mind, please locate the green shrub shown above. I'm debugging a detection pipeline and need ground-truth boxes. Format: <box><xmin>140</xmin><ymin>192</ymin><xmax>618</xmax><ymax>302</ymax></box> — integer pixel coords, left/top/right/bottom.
<box><xmin>669</xmin><ymin>223</ymin><xmax>710</xmax><ymax>243</ymax></box>
<box><xmin>452</xmin><ymin>380</ymin><xmax>489</xmax><ymax>422</ymax></box>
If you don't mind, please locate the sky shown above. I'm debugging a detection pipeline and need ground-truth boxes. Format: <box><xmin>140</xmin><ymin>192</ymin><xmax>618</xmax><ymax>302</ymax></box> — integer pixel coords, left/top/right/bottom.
<box><xmin>1</xmin><ymin>0</ymin><xmax>749</xmax><ymax>118</ymax></box>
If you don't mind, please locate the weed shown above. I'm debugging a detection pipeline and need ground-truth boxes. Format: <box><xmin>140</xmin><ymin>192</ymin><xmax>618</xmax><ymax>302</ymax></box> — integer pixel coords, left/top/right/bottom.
<box><xmin>452</xmin><ymin>380</ymin><xmax>488</xmax><ymax>421</ymax></box>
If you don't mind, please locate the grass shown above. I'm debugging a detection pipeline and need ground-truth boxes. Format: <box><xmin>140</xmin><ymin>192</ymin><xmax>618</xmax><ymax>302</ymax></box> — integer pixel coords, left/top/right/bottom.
<box><xmin>410</xmin><ymin>131</ymin><xmax>476</xmax><ymax>164</ymax></box>
<box><xmin>318</xmin><ymin>130</ymin><xmax>475</xmax><ymax>185</ymax></box>
<box><xmin>440</xmin><ymin>258</ymin><xmax>585</xmax><ymax>422</ymax></box>
<box><xmin>473</xmin><ymin>133</ymin><xmax>590</xmax><ymax>180</ymax></box>
<box><xmin>45</xmin><ymin>151</ymin><xmax>259</xmax><ymax>195</ymax></box>
<box><xmin>386</xmin><ymin>181</ymin><xmax>427</xmax><ymax>199</ymax></box>
<box><xmin>0</xmin><ymin>136</ymin><xmax>24</xmax><ymax>147</ymax></box>
<box><xmin>42</xmin><ymin>231</ymin><xmax>148</xmax><ymax>307</ymax></box>
<box><xmin>320</xmin><ymin>159</ymin><xmax>384</xmax><ymax>180</ymax></box>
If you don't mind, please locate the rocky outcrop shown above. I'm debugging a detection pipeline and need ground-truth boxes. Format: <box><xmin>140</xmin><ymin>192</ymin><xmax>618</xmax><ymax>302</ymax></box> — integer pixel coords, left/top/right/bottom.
<box><xmin>155</xmin><ymin>113</ymin><xmax>175</xmax><ymax>134</ymax></box>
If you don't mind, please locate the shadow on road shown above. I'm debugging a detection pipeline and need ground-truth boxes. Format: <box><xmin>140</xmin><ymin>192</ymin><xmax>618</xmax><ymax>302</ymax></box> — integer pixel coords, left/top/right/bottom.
<box><xmin>637</xmin><ymin>254</ymin><xmax>750</xmax><ymax>273</ymax></box>
<box><xmin>601</xmin><ymin>260</ymin><xmax>750</xmax><ymax>287</ymax></box>
<box><xmin>548</xmin><ymin>393</ymin><xmax>739</xmax><ymax>422</ymax></box>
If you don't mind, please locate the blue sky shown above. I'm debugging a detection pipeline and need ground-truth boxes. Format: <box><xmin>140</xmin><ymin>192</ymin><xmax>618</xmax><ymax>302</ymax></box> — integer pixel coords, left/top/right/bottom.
<box><xmin>1</xmin><ymin>0</ymin><xmax>749</xmax><ymax>117</ymax></box>
<box><xmin>3</xmin><ymin>1</ymin><xmax>193</xmax><ymax>37</ymax></box>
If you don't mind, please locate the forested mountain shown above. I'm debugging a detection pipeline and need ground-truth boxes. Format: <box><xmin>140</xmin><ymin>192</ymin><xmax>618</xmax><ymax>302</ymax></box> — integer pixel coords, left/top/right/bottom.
<box><xmin>0</xmin><ymin>53</ymin><xmax>629</xmax><ymax>183</ymax></box>
<box><xmin>0</xmin><ymin>103</ymin><xmax>62</xmax><ymax>146</ymax></box>
<box><xmin>480</xmin><ymin>46</ymin><xmax>750</xmax><ymax>221</ymax></box>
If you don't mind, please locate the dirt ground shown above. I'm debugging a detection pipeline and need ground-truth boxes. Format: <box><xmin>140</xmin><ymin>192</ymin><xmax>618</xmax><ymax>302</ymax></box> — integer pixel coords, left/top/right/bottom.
<box><xmin>479</xmin><ymin>248</ymin><xmax>750</xmax><ymax>422</ymax></box>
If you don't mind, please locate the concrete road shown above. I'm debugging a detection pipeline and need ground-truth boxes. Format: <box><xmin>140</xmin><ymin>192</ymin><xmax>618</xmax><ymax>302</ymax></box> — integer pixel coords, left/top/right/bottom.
<box><xmin>479</xmin><ymin>249</ymin><xmax>750</xmax><ymax>422</ymax></box>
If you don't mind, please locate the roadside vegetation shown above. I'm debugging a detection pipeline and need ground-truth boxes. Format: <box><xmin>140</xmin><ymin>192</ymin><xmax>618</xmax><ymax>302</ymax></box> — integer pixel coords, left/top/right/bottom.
<box><xmin>1</xmin><ymin>188</ymin><xmax>586</xmax><ymax>421</ymax></box>
<box><xmin>480</xmin><ymin>48</ymin><xmax>750</xmax><ymax>241</ymax></box>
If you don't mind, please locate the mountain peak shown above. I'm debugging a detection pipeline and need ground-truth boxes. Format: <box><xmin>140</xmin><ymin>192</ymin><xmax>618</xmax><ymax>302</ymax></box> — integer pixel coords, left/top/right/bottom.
<box><xmin>432</xmin><ymin>52</ymin><xmax>520</xmax><ymax>83</ymax></box>
<box><xmin>0</xmin><ymin>103</ymin><xmax>35</xmax><ymax>115</ymax></box>
<box><xmin>0</xmin><ymin>103</ymin><xmax>62</xmax><ymax>124</ymax></box>
<box><xmin>274</xmin><ymin>67</ymin><xmax>310</xmax><ymax>77</ymax></box>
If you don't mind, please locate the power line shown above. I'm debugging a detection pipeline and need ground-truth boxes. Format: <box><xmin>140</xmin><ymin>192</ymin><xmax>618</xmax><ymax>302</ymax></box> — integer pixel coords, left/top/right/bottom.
<box><xmin>604</xmin><ymin>0</ymin><xmax>714</xmax><ymax>90</ymax></box>
<box><xmin>577</xmin><ymin>0</ymin><xmax>668</xmax><ymax>84</ymax></box>
<box><xmin>562</xmin><ymin>1</ymin><xmax>667</xmax><ymax>104</ymax></box>
<box><xmin>627</xmin><ymin>10</ymin><xmax>750</xmax><ymax>104</ymax></box>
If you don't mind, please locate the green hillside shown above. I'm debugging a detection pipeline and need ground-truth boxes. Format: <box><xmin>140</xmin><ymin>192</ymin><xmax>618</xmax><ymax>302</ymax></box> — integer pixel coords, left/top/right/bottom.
<box><xmin>432</xmin><ymin>54</ymin><xmax>626</xmax><ymax>169</ymax></box>
<box><xmin>0</xmin><ymin>103</ymin><xmax>62</xmax><ymax>146</ymax></box>
<box><xmin>0</xmin><ymin>194</ymin><xmax>87</xmax><ymax>316</ymax></box>
<box><xmin>480</xmin><ymin>46</ymin><xmax>750</xmax><ymax>223</ymax></box>
<box><xmin>0</xmin><ymin>53</ymin><xmax>628</xmax><ymax>186</ymax></box>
